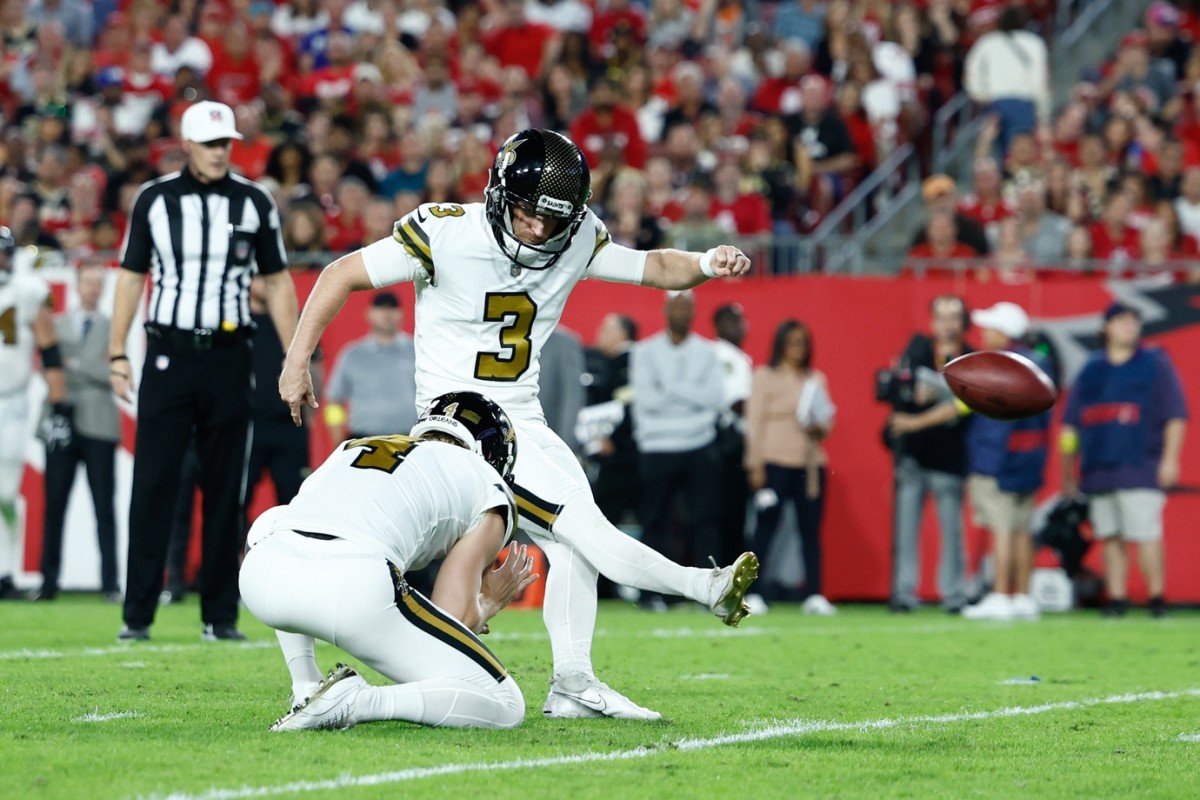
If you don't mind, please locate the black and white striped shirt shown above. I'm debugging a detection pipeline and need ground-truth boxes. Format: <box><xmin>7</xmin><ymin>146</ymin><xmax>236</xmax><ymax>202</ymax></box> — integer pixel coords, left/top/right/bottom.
<box><xmin>120</xmin><ymin>169</ymin><xmax>287</xmax><ymax>331</ymax></box>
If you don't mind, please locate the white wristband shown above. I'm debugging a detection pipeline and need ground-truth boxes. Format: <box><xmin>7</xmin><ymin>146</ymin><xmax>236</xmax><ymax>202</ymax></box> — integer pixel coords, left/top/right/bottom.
<box><xmin>699</xmin><ymin>248</ymin><xmax>718</xmax><ymax>278</ymax></box>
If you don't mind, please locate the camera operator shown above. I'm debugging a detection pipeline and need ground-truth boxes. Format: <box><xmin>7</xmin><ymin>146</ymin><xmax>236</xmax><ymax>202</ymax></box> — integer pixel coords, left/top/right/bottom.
<box><xmin>878</xmin><ymin>295</ymin><xmax>972</xmax><ymax>613</ymax></box>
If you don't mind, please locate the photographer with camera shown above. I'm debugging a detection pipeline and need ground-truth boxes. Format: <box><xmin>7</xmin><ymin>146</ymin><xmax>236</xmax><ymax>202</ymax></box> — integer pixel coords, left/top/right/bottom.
<box><xmin>879</xmin><ymin>295</ymin><xmax>972</xmax><ymax>613</ymax></box>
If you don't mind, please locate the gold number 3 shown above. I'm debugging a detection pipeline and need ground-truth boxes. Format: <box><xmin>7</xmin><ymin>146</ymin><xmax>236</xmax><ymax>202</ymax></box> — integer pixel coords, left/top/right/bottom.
<box><xmin>428</xmin><ymin>204</ymin><xmax>465</xmax><ymax>218</ymax></box>
<box><xmin>475</xmin><ymin>292</ymin><xmax>537</xmax><ymax>381</ymax></box>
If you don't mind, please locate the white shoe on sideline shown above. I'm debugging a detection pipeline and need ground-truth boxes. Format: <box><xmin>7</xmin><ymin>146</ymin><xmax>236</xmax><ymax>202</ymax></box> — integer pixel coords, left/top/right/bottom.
<box><xmin>1010</xmin><ymin>593</ymin><xmax>1041</xmax><ymax>620</ymax></box>
<box><xmin>744</xmin><ymin>593</ymin><xmax>769</xmax><ymax>616</ymax></box>
<box><xmin>802</xmin><ymin>594</ymin><xmax>837</xmax><ymax>616</ymax></box>
<box><xmin>271</xmin><ymin>664</ymin><xmax>366</xmax><ymax>731</ymax></box>
<box><xmin>543</xmin><ymin>673</ymin><xmax>662</xmax><ymax>721</ymax></box>
<box><xmin>962</xmin><ymin>592</ymin><xmax>1015</xmax><ymax>621</ymax></box>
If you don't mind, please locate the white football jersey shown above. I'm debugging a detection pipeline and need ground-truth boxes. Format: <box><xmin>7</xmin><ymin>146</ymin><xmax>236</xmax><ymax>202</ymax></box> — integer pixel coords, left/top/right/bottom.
<box><xmin>275</xmin><ymin>435</ymin><xmax>515</xmax><ymax>573</ymax></box>
<box><xmin>360</xmin><ymin>202</ymin><xmax>647</xmax><ymax>420</ymax></box>
<box><xmin>0</xmin><ymin>274</ymin><xmax>51</xmax><ymax>396</ymax></box>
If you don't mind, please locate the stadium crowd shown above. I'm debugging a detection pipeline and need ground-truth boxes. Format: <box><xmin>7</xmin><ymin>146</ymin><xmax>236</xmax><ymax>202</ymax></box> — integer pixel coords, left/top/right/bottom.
<box><xmin>0</xmin><ymin>0</ymin><xmax>1078</xmax><ymax>275</ymax></box>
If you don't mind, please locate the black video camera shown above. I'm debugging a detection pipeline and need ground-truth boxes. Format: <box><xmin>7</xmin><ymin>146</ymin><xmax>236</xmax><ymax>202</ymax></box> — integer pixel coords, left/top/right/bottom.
<box><xmin>875</xmin><ymin>366</ymin><xmax>916</xmax><ymax>407</ymax></box>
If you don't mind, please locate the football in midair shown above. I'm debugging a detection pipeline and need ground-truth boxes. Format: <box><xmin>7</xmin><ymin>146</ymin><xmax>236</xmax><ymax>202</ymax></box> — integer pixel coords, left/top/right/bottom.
<box><xmin>942</xmin><ymin>350</ymin><xmax>1057</xmax><ymax>420</ymax></box>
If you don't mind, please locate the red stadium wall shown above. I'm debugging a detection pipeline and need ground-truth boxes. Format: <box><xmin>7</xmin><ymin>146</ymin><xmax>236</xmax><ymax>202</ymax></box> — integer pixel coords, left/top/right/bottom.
<box><xmin>21</xmin><ymin>272</ymin><xmax>1200</xmax><ymax>603</ymax></box>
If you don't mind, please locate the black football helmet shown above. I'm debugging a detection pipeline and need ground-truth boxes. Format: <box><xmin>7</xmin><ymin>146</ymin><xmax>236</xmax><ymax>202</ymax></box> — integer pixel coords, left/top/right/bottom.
<box><xmin>485</xmin><ymin>128</ymin><xmax>592</xmax><ymax>270</ymax></box>
<box><xmin>410</xmin><ymin>391</ymin><xmax>518</xmax><ymax>482</ymax></box>
<box><xmin>0</xmin><ymin>225</ymin><xmax>14</xmax><ymax>284</ymax></box>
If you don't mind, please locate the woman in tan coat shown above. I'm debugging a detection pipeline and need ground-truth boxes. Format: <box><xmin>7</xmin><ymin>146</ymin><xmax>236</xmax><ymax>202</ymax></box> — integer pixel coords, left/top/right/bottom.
<box><xmin>745</xmin><ymin>320</ymin><xmax>836</xmax><ymax>614</ymax></box>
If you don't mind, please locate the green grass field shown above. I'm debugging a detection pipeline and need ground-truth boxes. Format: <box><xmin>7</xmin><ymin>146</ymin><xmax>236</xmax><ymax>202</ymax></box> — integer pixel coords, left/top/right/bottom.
<box><xmin>3</xmin><ymin>597</ymin><xmax>1198</xmax><ymax>800</ymax></box>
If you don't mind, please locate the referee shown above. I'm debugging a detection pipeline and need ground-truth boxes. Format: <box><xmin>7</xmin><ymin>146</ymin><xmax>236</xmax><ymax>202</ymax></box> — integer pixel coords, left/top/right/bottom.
<box><xmin>108</xmin><ymin>101</ymin><xmax>298</xmax><ymax>642</ymax></box>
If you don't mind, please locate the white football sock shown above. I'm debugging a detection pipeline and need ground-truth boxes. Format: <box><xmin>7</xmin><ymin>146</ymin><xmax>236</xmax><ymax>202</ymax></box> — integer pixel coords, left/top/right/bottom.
<box><xmin>354</xmin><ymin>677</ymin><xmax>524</xmax><ymax>729</ymax></box>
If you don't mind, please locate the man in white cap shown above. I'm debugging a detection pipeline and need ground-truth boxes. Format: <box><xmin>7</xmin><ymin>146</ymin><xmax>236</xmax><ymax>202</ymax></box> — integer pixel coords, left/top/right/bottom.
<box><xmin>109</xmin><ymin>99</ymin><xmax>298</xmax><ymax>643</ymax></box>
<box><xmin>959</xmin><ymin>302</ymin><xmax>1052</xmax><ymax>621</ymax></box>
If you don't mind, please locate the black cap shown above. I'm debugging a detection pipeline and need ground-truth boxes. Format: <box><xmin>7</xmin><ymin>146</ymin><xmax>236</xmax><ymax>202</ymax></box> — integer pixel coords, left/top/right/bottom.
<box><xmin>371</xmin><ymin>291</ymin><xmax>400</xmax><ymax>309</ymax></box>
<box><xmin>1104</xmin><ymin>302</ymin><xmax>1139</xmax><ymax>322</ymax></box>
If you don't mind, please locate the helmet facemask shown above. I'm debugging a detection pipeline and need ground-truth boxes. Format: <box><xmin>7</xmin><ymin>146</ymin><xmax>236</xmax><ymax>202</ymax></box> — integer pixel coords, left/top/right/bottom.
<box><xmin>485</xmin><ymin>129</ymin><xmax>592</xmax><ymax>271</ymax></box>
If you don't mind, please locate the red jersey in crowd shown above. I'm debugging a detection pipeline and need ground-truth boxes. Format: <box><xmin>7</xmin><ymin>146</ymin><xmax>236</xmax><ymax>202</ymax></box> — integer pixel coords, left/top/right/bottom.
<box><xmin>710</xmin><ymin>193</ymin><xmax>772</xmax><ymax>236</ymax></box>
<box><xmin>570</xmin><ymin>105</ymin><xmax>647</xmax><ymax>170</ymax></box>
<box><xmin>957</xmin><ymin>194</ymin><xmax>1014</xmax><ymax>226</ymax></box>
<box><xmin>298</xmin><ymin>64</ymin><xmax>355</xmax><ymax>102</ymax></box>
<box><xmin>206</xmin><ymin>46</ymin><xmax>260</xmax><ymax>107</ymax></box>
<box><xmin>480</xmin><ymin>22</ymin><xmax>556</xmax><ymax>79</ymax></box>
<box><xmin>906</xmin><ymin>242</ymin><xmax>978</xmax><ymax>259</ymax></box>
<box><xmin>231</xmin><ymin>137</ymin><xmax>273</xmax><ymax>181</ymax></box>
<box><xmin>1089</xmin><ymin>222</ymin><xmax>1141</xmax><ymax>261</ymax></box>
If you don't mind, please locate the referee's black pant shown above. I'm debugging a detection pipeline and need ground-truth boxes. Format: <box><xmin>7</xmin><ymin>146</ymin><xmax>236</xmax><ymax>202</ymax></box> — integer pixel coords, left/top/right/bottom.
<box><xmin>123</xmin><ymin>335</ymin><xmax>252</xmax><ymax>630</ymax></box>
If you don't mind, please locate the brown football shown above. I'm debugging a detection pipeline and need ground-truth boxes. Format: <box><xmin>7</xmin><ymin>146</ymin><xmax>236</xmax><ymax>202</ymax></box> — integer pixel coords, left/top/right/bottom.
<box><xmin>942</xmin><ymin>350</ymin><xmax>1057</xmax><ymax>420</ymax></box>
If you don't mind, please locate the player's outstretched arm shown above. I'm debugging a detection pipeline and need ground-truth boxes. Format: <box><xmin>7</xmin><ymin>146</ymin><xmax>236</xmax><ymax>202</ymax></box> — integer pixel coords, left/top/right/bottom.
<box><xmin>642</xmin><ymin>244</ymin><xmax>751</xmax><ymax>289</ymax></box>
<box><xmin>279</xmin><ymin>250</ymin><xmax>375</xmax><ymax>425</ymax></box>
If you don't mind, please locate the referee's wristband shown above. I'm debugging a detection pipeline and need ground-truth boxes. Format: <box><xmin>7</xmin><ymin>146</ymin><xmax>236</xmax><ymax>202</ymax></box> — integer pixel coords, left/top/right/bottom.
<box><xmin>110</xmin><ymin>354</ymin><xmax>129</xmax><ymax>363</ymax></box>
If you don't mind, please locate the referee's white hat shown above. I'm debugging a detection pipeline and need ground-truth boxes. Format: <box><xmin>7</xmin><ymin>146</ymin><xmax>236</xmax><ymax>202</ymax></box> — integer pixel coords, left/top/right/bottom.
<box><xmin>181</xmin><ymin>101</ymin><xmax>244</xmax><ymax>143</ymax></box>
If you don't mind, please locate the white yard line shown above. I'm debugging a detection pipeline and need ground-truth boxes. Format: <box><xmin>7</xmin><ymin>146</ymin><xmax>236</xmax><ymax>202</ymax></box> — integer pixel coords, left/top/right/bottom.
<box><xmin>1179</xmin><ymin>733</ymin><xmax>1200</xmax><ymax>742</ymax></box>
<box><xmin>130</xmin><ymin>688</ymin><xmax>1200</xmax><ymax>800</ymax></box>
<box><xmin>75</xmin><ymin>711</ymin><xmax>143</xmax><ymax>723</ymax></box>
<box><xmin>0</xmin><ymin>641</ymin><xmax>275</xmax><ymax>660</ymax></box>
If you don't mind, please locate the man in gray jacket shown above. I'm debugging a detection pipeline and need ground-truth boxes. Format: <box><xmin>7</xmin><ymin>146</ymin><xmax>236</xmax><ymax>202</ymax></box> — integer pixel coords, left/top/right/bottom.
<box><xmin>631</xmin><ymin>290</ymin><xmax>725</xmax><ymax>600</ymax></box>
<box><xmin>35</xmin><ymin>264</ymin><xmax>121</xmax><ymax>601</ymax></box>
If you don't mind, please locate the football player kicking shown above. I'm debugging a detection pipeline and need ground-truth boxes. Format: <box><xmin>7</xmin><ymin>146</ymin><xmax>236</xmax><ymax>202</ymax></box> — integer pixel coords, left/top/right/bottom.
<box><xmin>0</xmin><ymin>226</ymin><xmax>69</xmax><ymax>599</ymax></box>
<box><xmin>279</xmin><ymin>128</ymin><xmax>759</xmax><ymax>722</ymax></box>
<box><xmin>240</xmin><ymin>391</ymin><xmax>536</xmax><ymax>731</ymax></box>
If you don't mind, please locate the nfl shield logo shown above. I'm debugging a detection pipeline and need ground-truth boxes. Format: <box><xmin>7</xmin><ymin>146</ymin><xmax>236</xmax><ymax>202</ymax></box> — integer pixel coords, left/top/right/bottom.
<box><xmin>235</xmin><ymin>239</ymin><xmax>251</xmax><ymax>261</ymax></box>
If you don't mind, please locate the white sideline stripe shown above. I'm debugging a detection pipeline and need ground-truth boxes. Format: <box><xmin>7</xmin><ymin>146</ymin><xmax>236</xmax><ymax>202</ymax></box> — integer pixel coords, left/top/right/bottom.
<box><xmin>131</xmin><ymin>688</ymin><xmax>1200</xmax><ymax>800</ymax></box>
<box><xmin>1179</xmin><ymin>733</ymin><xmax>1200</xmax><ymax>742</ymax></box>
<box><xmin>680</xmin><ymin>673</ymin><xmax>730</xmax><ymax>681</ymax></box>
<box><xmin>0</xmin><ymin>641</ymin><xmax>274</xmax><ymax>660</ymax></box>
<box><xmin>76</xmin><ymin>711</ymin><xmax>143</xmax><ymax>723</ymax></box>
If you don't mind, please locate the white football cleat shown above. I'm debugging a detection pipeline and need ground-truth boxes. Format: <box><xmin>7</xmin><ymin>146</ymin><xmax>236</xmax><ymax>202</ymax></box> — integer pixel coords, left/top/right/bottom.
<box><xmin>709</xmin><ymin>552</ymin><xmax>760</xmax><ymax>627</ymax></box>
<box><xmin>1010</xmin><ymin>593</ymin><xmax>1041</xmax><ymax>620</ymax></box>
<box><xmin>271</xmin><ymin>664</ymin><xmax>366</xmax><ymax>732</ymax></box>
<box><xmin>543</xmin><ymin>673</ymin><xmax>662</xmax><ymax>721</ymax></box>
<box><xmin>962</xmin><ymin>592</ymin><xmax>1015</xmax><ymax>621</ymax></box>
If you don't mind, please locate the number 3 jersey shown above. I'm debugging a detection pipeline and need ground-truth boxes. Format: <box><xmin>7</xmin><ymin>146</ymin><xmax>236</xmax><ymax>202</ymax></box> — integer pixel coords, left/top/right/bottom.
<box><xmin>359</xmin><ymin>202</ymin><xmax>647</xmax><ymax>421</ymax></box>
<box><xmin>0</xmin><ymin>274</ymin><xmax>52</xmax><ymax>396</ymax></box>
<box><xmin>271</xmin><ymin>435</ymin><xmax>515</xmax><ymax>573</ymax></box>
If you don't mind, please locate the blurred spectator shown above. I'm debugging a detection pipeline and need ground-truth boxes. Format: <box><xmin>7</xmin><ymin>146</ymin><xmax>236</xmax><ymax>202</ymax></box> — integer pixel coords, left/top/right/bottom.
<box><xmin>631</xmin><ymin>290</ymin><xmax>724</xmax><ymax>593</ymax></box>
<box><xmin>885</xmin><ymin>295</ymin><xmax>972</xmax><ymax>613</ymax></box>
<box><xmin>666</xmin><ymin>179</ymin><xmax>727</xmax><ymax>252</ymax></box>
<box><xmin>661</xmin><ymin>61</ymin><xmax>717</xmax><ymax>142</ymax></box>
<box><xmin>528</xmin><ymin>0</ymin><xmax>593</xmax><ymax>34</ymax></box>
<box><xmin>1075</xmin><ymin>133</ymin><xmax>1117</xmax><ymax>218</ymax></box>
<box><xmin>605</xmin><ymin>168</ymin><xmax>664</xmax><ymax>250</ymax></box>
<box><xmin>957</xmin><ymin>157</ymin><xmax>1013</xmax><ymax>227</ymax></box>
<box><xmin>963</xmin><ymin>5</ymin><xmax>1049</xmax><ymax>158</ymax></box>
<box><xmin>264</xmin><ymin>141</ymin><xmax>315</xmax><ymax>204</ymax></box>
<box><xmin>646</xmin><ymin>0</ymin><xmax>694</xmax><ymax>50</ymax></box>
<box><xmin>961</xmin><ymin>302</ymin><xmax>1050</xmax><ymax>622</ymax></box>
<box><xmin>282</xmin><ymin>200</ymin><xmax>327</xmax><ymax>264</ymax></box>
<box><xmin>775</xmin><ymin>0</ymin><xmax>826</xmax><ymax>50</ymax></box>
<box><xmin>1137</xmin><ymin>217</ymin><xmax>1185</xmax><ymax>271</ymax></box>
<box><xmin>745</xmin><ymin>319</ymin><xmax>835</xmax><ymax>613</ymax></box>
<box><xmin>380</xmin><ymin>128</ymin><xmax>430</xmax><ymax>199</ymax></box>
<box><xmin>908</xmin><ymin>209</ymin><xmax>977</xmax><ymax>262</ymax></box>
<box><xmin>208</xmin><ymin>22</ymin><xmax>261</xmax><ymax>107</ymax></box>
<box><xmin>1148</xmin><ymin>138</ymin><xmax>1186</xmax><ymax>202</ymax></box>
<box><xmin>1155</xmin><ymin>199</ymin><xmax>1200</xmax><ymax>257</ymax></box>
<box><xmin>1101</xmin><ymin>30</ymin><xmax>1175</xmax><ymax>114</ymax></box>
<box><xmin>152</xmin><ymin>14</ymin><xmax>215</xmax><ymax>79</ymax></box>
<box><xmin>711</xmin><ymin>303</ymin><xmax>752</xmax><ymax>569</ymax></box>
<box><xmin>1013</xmin><ymin>178</ymin><xmax>1071</xmax><ymax>263</ymax></box>
<box><xmin>413</xmin><ymin>55</ymin><xmax>459</xmax><ymax>123</ymax></box>
<box><xmin>538</xmin><ymin>326</ymin><xmax>587</xmax><ymax>454</ymax></box>
<box><xmin>789</xmin><ymin>75</ymin><xmax>859</xmax><ymax>211</ymax></box>
<box><xmin>482</xmin><ymin>0</ymin><xmax>559</xmax><ymax>79</ymax></box>
<box><xmin>911</xmin><ymin>174</ymin><xmax>990</xmax><ymax>255</ymax></box>
<box><xmin>1146</xmin><ymin>1</ymin><xmax>1192</xmax><ymax>80</ymax></box>
<box><xmin>35</xmin><ymin>264</ymin><xmax>119</xmax><ymax>603</ymax></box>
<box><xmin>1061</xmin><ymin>303</ymin><xmax>1188</xmax><ymax>617</ymax></box>
<box><xmin>571</xmin><ymin>76</ymin><xmax>648</xmax><ymax>171</ymax></box>
<box><xmin>1175</xmin><ymin>167</ymin><xmax>1200</xmax><ymax>238</ymax></box>
<box><xmin>578</xmin><ymin>312</ymin><xmax>639</xmax><ymax>531</ymax></box>
<box><xmin>1089</xmin><ymin>192</ymin><xmax>1140</xmax><ymax>265</ymax></box>
<box><xmin>752</xmin><ymin>40</ymin><xmax>813</xmax><ymax>116</ymax></box>
<box><xmin>1064</xmin><ymin>223</ymin><xmax>1094</xmax><ymax>269</ymax></box>
<box><xmin>326</xmin><ymin>177</ymin><xmax>370</xmax><ymax>254</ymax></box>
<box><xmin>324</xmin><ymin>291</ymin><xmax>417</xmax><ymax>443</ymax></box>
<box><xmin>231</xmin><ymin>105</ymin><xmax>274</xmax><ymax>181</ymax></box>
<box><xmin>709</xmin><ymin>160</ymin><xmax>772</xmax><ymax>239</ymax></box>
<box><xmin>297</xmin><ymin>0</ymin><xmax>354</xmax><ymax>72</ymax></box>
<box><xmin>29</xmin><ymin>0</ymin><xmax>93</xmax><ymax>48</ymax></box>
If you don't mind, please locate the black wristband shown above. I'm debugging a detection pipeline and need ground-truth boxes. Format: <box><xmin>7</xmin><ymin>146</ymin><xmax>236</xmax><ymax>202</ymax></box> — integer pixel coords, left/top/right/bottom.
<box><xmin>110</xmin><ymin>354</ymin><xmax>129</xmax><ymax>363</ymax></box>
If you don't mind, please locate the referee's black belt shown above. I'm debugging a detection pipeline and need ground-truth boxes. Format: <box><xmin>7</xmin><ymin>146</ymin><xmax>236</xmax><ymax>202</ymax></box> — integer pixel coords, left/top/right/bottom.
<box><xmin>145</xmin><ymin>322</ymin><xmax>252</xmax><ymax>350</ymax></box>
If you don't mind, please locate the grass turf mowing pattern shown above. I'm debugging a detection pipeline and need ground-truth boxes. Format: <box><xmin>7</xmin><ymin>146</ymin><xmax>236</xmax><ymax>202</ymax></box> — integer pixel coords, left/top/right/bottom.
<box><xmin>2</xmin><ymin>598</ymin><xmax>1198</xmax><ymax>800</ymax></box>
